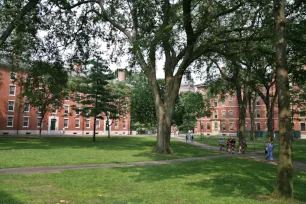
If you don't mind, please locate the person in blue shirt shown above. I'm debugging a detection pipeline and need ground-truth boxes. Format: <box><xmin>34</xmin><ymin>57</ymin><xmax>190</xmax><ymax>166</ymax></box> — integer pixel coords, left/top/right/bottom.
<box><xmin>266</xmin><ymin>141</ymin><xmax>274</xmax><ymax>161</ymax></box>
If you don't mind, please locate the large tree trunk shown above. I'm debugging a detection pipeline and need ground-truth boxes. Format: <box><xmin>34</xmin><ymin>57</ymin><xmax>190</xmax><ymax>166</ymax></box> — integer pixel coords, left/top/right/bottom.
<box><xmin>273</xmin><ymin>0</ymin><xmax>293</xmax><ymax>199</ymax></box>
<box><xmin>238</xmin><ymin>105</ymin><xmax>246</xmax><ymax>141</ymax></box>
<box><xmin>248</xmin><ymin>92</ymin><xmax>256</xmax><ymax>140</ymax></box>
<box><xmin>154</xmin><ymin>107</ymin><xmax>173</xmax><ymax>154</ymax></box>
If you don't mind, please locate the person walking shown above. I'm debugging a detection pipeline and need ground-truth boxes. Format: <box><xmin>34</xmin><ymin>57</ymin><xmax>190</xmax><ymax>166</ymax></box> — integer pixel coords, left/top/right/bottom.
<box><xmin>265</xmin><ymin>142</ymin><xmax>269</xmax><ymax>160</ymax></box>
<box><xmin>219</xmin><ymin>138</ymin><xmax>224</xmax><ymax>151</ymax></box>
<box><xmin>227</xmin><ymin>138</ymin><xmax>231</xmax><ymax>153</ymax></box>
<box><xmin>267</xmin><ymin>141</ymin><xmax>274</xmax><ymax>161</ymax></box>
<box><xmin>231</xmin><ymin>139</ymin><xmax>236</xmax><ymax>154</ymax></box>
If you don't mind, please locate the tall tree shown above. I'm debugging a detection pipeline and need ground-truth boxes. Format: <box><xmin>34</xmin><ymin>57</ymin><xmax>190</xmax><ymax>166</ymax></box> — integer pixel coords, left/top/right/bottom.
<box><xmin>173</xmin><ymin>91</ymin><xmax>211</xmax><ymax>132</ymax></box>
<box><xmin>71</xmin><ymin>60</ymin><xmax>115</xmax><ymax>141</ymax></box>
<box><xmin>46</xmin><ymin>0</ymin><xmax>264</xmax><ymax>153</ymax></box>
<box><xmin>273</xmin><ymin>0</ymin><xmax>293</xmax><ymax>199</ymax></box>
<box><xmin>22</xmin><ymin>60</ymin><xmax>68</xmax><ymax>136</ymax></box>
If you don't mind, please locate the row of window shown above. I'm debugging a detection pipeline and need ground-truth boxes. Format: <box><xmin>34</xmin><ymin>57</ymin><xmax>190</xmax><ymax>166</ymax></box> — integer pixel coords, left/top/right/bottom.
<box><xmin>199</xmin><ymin>122</ymin><xmax>306</xmax><ymax>132</ymax></box>
<box><xmin>6</xmin><ymin>116</ymin><xmax>127</xmax><ymax>129</ymax></box>
<box><xmin>212</xmin><ymin>97</ymin><xmax>264</xmax><ymax>107</ymax></box>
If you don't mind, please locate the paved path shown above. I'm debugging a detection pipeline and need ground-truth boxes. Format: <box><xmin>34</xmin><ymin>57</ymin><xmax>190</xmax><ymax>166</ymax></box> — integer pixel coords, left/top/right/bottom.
<box><xmin>173</xmin><ymin>136</ymin><xmax>306</xmax><ymax>172</ymax></box>
<box><xmin>0</xmin><ymin>154</ymin><xmax>234</xmax><ymax>175</ymax></box>
<box><xmin>0</xmin><ymin>136</ymin><xmax>305</xmax><ymax>175</ymax></box>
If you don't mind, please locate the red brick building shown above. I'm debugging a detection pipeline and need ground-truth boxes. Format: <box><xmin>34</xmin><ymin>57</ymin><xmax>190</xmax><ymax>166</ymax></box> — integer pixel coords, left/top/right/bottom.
<box><xmin>190</xmin><ymin>85</ymin><xmax>306</xmax><ymax>139</ymax></box>
<box><xmin>0</xmin><ymin>66</ymin><xmax>131</xmax><ymax>136</ymax></box>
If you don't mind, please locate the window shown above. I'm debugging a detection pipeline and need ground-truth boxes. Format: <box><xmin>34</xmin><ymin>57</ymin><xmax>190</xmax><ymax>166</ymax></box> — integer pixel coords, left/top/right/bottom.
<box><xmin>256</xmin><ymin>123</ymin><xmax>261</xmax><ymax>131</ymax></box>
<box><xmin>7</xmin><ymin>116</ymin><xmax>14</xmax><ymax>127</ymax></box>
<box><xmin>24</xmin><ymin>103</ymin><xmax>30</xmax><ymax>112</ymax></box>
<box><xmin>300</xmin><ymin>111</ymin><xmax>305</xmax><ymax>117</ymax></box>
<box><xmin>37</xmin><ymin>117</ymin><xmax>43</xmax><ymax>128</ymax></box>
<box><xmin>86</xmin><ymin>119</ymin><xmax>90</xmax><ymax>128</ymax></box>
<box><xmin>64</xmin><ymin>105</ymin><xmax>69</xmax><ymax>114</ymax></box>
<box><xmin>64</xmin><ymin>118</ymin><xmax>69</xmax><ymax>128</ymax></box>
<box><xmin>206</xmin><ymin>123</ymin><xmax>211</xmax><ymax>130</ymax></box>
<box><xmin>214</xmin><ymin>111</ymin><xmax>218</xmax><ymax>119</ymax></box>
<box><xmin>245</xmin><ymin>123</ymin><xmax>248</xmax><ymax>129</ymax></box>
<box><xmin>229</xmin><ymin>123</ymin><xmax>234</xmax><ymax>131</ymax></box>
<box><xmin>115</xmin><ymin>120</ymin><xmax>119</xmax><ymax>129</ymax></box>
<box><xmin>23</xmin><ymin>117</ymin><xmax>29</xmax><ymax>127</ymax></box>
<box><xmin>75</xmin><ymin>107</ymin><xmax>81</xmax><ymax>115</ymax></box>
<box><xmin>10</xmin><ymin>72</ymin><xmax>16</xmax><ymax>80</ymax></box>
<box><xmin>123</xmin><ymin>120</ymin><xmax>127</xmax><ymax>129</ymax></box>
<box><xmin>301</xmin><ymin>123</ymin><xmax>305</xmax><ymax>131</ymax></box>
<box><xmin>75</xmin><ymin>118</ymin><xmax>80</xmax><ymax>128</ymax></box>
<box><xmin>8</xmin><ymin>100</ymin><xmax>15</xmax><ymax>112</ymax></box>
<box><xmin>229</xmin><ymin>110</ymin><xmax>234</xmax><ymax>118</ymax></box>
<box><xmin>9</xmin><ymin>85</ymin><xmax>16</xmax><ymax>96</ymax></box>
<box><xmin>256</xmin><ymin>110</ymin><xmax>261</xmax><ymax>118</ymax></box>
<box><xmin>222</xmin><ymin>111</ymin><xmax>226</xmax><ymax>119</ymax></box>
<box><xmin>52</xmin><ymin>104</ymin><xmax>57</xmax><ymax>114</ymax></box>
<box><xmin>256</xmin><ymin>98</ymin><xmax>260</xmax><ymax>105</ymax></box>
<box><xmin>96</xmin><ymin>119</ymin><xmax>100</xmax><ymax>129</ymax></box>
<box><xmin>221</xmin><ymin>99</ymin><xmax>225</xmax><ymax>106</ymax></box>
<box><xmin>222</xmin><ymin>123</ymin><xmax>226</xmax><ymax>131</ymax></box>
<box><xmin>214</xmin><ymin>100</ymin><xmax>218</xmax><ymax>107</ymax></box>
<box><xmin>229</xmin><ymin>98</ymin><xmax>234</xmax><ymax>106</ymax></box>
<box><xmin>214</xmin><ymin>122</ymin><xmax>218</xmax><ymax>130</ymax></box>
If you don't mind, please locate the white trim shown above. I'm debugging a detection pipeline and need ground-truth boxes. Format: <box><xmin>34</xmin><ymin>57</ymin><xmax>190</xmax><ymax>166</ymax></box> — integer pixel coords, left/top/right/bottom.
<box><xmin>221</xmin><ymin>110</ymin><xmax>226</xmax><ymax>119</ymax></box>
<box><xmin>24</xmin><ymin>103</ymin><xmax>30</xmax><ymax>112</ymax></box>
<box><xmin>221</xmin><ymin>122</ymin><xmax>226</xmax><ymax>131</ymax></box>
<box><xmin>8</xmin><ymin>100</ymin><xmax>15</xmax><ymax>112</ymax></box>
<box><xmin>229</xmin><ymin>122</ymin><xmax>234</xmax><ymax>131</ymax></box>
<box><xmin>228</xmin><ymin>110</ymin><xmax>234</xmax><ymax>118</ymax></box>
<box><xmin>7</xmin><ymin>115</ymin><xmax>14</xmax><ymax>127</ymax></box>
<box><xmin>75</xmin><ymin>118</ymin><xmax>80</xmax><ymax>128</ymax></box>
<box><xmin>115</xmin><ymin>119</ymin><xmax>119</xmax><ymax>129</ymax></box>
<box><xmin>96</xmin><ymin>119</ymin><xmax>100</xmax><ymax>129</ymax></box>
<box><xmin>255</xmin><ymin>122</ymin><xmax>261</xmax><ymax>131</ymax></box>
<box><xmin>300</xmin><ymin>122</ymin><xmax>306</xmax><ymax>132</ymax></box>
<box><xmin>22</xmin><ymin>116</ymin><xmax>30</xmax><ymax>128</ymax></box>
<box><xmin>9</xmin><ymin>84</ymin><xmax>16</xmax><ymax>96</ymax></box>
<box><xmin>86</xmin><ymin>119</ymin><xmax>90</xmax><ymax>128</ymax></box>
<box><xmin>10</xmin><ymin>72</ymin><xmax>16</xmax><ymax>81</ymax></box>
<box><xmin>206</xmin><ymin>122</ymin><xmax>211</xmax><ymax>131</ymax></box>
<box><xmin>213</xmin><ymin>110</ymin><xmax>218</xmax><ymax>119</ymax></box>
<box><xmin>64</xmin><ymin>118</ymin><xmax>69</xmax><ymax>128</ymax></box>
<box><xmin>48</xmin><ymin>116</ymin><xmax>59</xmax><ymax>131</ymax></box>
<box><xmin>123</xmin><ymin>119</ymin><xmax>127</xmax><ymax>129</ymax></box>
<box><xmin>37</xmin><ymin>117</ymin><xmax>43</xmax><ymax>128</ymax></box>
<box><xmin>64</xmin><ymin>104</ymin><xmax>70</xmax><ymax>115</ymax></box>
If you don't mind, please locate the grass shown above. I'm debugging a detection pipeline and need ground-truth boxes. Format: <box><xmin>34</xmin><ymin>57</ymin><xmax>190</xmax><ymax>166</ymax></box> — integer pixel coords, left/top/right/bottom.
<box><xmin>0</xmin><ymin>157</ymin><xmax>305</xmax><ymax>203</ymax></box>
<box><xmin>0</xmin><ymin>136</ymin><xmax>218</xmax><ymax>168</ymax></box>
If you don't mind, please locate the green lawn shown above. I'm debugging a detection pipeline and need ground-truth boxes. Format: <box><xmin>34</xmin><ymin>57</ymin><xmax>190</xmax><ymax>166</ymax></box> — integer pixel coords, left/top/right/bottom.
<box><xmin>0</xmin><ymin>136</ymin><xmax>218</xmax><ymax>168</ymax></box>
<box><xmin>0</xmin><ymin>157</ymin><xmax>305</xmax><ymax>203</ymax></box>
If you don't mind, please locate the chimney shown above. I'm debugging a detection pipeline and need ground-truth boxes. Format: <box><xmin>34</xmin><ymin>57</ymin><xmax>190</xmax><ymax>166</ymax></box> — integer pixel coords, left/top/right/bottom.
<box><xmin>117</xmin><ymin>70</ymin><xmax>126</xmax><ymax>81</ymax></box>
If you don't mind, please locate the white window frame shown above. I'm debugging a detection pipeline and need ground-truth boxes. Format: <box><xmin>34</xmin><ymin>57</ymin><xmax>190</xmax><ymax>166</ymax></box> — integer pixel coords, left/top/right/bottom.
<box><xmin>229</xmin><ymin>98</ymin><xmax>234</xmax><ymax>106</ymax></box>
<box><xmin>65</xmin><ymin>93</ymin><xmax>70</xmax><ymax>101</ymax></box>
<box><xmin>300</xmin><ymin>123</ymin><xmax>305</xmax><ymax>131</ymax></box>
<box><xmin>64</xmin><ymin>118</ymin><xmax>69</xmax><ymax>128</ymax></box>
<box><xmin>123</xmin><ymin>120</ymin><xmax>127</xmax><ymax>129</ymax></box>
<box><xmin>75</xmin><ymin>118</ymin><xmax>80</xmax><ymax>128</ymax></box>
<box><xmin>75</xmin><ymin>106</ymin><xmax>81</xmax><ymax>115</ymax></box>
<box><xmin>24</xmin><ymin>103</ymin><xmax>30</xmax><ymax>112</ymax></box>
<box><xmin>115</xmin><ymin>120</ymin><xmax>119</xmax><ymax>129</ymax></box>
<box><xmin>64</xmin><ymin>105</ymin><xmax>70</xmax><ymax>115</ymax></box>
<box><xmin>37</xmin><ymin>117</ymin><xmax>43</xmax><ymax>128</ymax></box>
<box><xmin>222</xmin><ymin>111</ymin><xmax>226</xmax><ymax>119</ymax></box>
<box><xmin>213</xmin><ymin>111</ymin><xmax>218</xmax><ymax>119</ymax></box>
<box><xmin>96</xmin><ymin>119</ymin><xmax>100</xmax><ymax>129</ymax></box>
<box><xmin>9</xmin><ymin>85</ymin><xmax>16</xmax><ymax>96</ymax></box>
<box><xmin>229</xmin><ymin>110</ymin><xmax>234</xmax><ymax>118</ymax></box>
<box><xmin>86</xmin><ymin>119</ymin><xmax>90</xmax><ymax>128</ymax></box>
<box><xmin>221</xmin><ymin>122</ymin><xmax>226</xmax><ymax>131</ymax></box>
<box><xmin>23</xmin><ymin>116</ymin><xmax>30</xmax><ymax>127</ymax></box>
<box><xmin>214</xmin><ymin>122</ymin><xmax>218</xmax><ymax>130</ymax></box>
<box><xmin>8</xmin><ymin>100</ymin><xmax>15</xmax><ymax>112</ymax></box>
<box><xmin>256</xmin><ymin>110</ymin><xmax>261</xmax><ymax>118</ymax></box>
<box><xmin>229</xmin><ymin>123</ymin><xmax>234</xmax><ymax>131</ymax></box>
<box><xmin>256</xmin><ymin>122</ymin><xmax>261</xmax><ymax>131</ymax></box>
<box><xmin>256</xmin><ymin>98</ymin><xmax>260</xmax><ymax>105</ymax></box>
<box><xmin>7</xmin><ymin>116</ymin><xmax>14</xmax><ymax>127</ymax></box>
<box><xmin>221</xmin><ymin>99</ymin><xmax>225</xmax><ymax>106</ymax></box>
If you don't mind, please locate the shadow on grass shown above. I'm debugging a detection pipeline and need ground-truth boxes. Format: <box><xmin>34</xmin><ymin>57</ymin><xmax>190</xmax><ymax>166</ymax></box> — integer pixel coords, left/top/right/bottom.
<box><xmin>115</xmin><ymin>157</ymin><xmax>306</xmax><ymax>203</ymax></box>
<box><xmin>0</xmin><ymin>190</ymin><xmax>23</xmax><ymax>204</ymax></box>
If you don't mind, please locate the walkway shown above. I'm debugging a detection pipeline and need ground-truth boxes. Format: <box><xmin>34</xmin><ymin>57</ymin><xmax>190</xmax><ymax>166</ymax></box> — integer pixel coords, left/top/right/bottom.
<box><xmin>0</xmin><ymin>136</ymin><xmax>305</xmax><ymax>175</ymax></box>
<box><xmin>174</xmin><ymin>136</ymin><xmax>306</xmax><ymax>172</ymax></box>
